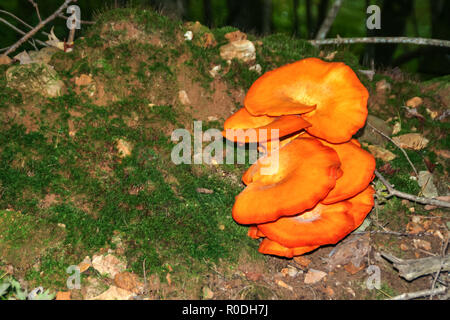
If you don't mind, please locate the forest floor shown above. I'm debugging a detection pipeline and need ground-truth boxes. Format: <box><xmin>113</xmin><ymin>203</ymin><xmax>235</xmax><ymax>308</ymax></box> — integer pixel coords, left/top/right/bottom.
<box><xmin>0</xmin><ymin>8</ymin><xmax>448</xmax><ymax>300</ymax></box>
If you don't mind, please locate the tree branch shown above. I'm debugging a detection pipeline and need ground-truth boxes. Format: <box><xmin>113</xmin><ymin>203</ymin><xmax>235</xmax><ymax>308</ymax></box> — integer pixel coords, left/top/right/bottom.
<box><xmin>0</xmin><ymin>9</ymin><xmax>50</xmax><ymax>37</ymax></box>
<box><xmin>0</xmin><ymin>17</ymin><xmax>48</xmax><ymax>48</ymax></box>
<box><xmin>315</xmin><ymin>0</ymin><xmax>343</xmax><ymax>40</ymax></box>
<box><xmin>309</xmin><ymin>36</ymin><xmax>450</xmax><ymax>48</ymax></box>
<box><xmin>2</xmin><ymin>0</ymin><xmax>76</xmax><ymax>57</ymax></box>
<box><xmin>375</xmin><ymin>170</ymin><xmax>450</xmax><ymax>208</ymax></box>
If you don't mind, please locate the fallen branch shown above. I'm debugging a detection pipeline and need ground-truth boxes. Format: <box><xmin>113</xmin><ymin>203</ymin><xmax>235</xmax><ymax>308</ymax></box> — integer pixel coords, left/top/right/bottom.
<box><xmin>430</xmin><ymin>238</ymin><xmax>448</xmax><ymax>299</ymax></box>
<box><xmin>309</xmin><ymin>36</ymin><xmax>450</xmax><ymax>48</ymax></box>
<box><xmin>389</xmin><ymin>286</ymin><xmax>447</xmax><ymax>300</ymax></box>
<box><xmin>375</xmin><ymin>170</ymin><xmax>450</xmax><ymax>208</ymax></box>
<box><xmin>381</xmin><ymin>251</ymin><xmax>450</xmax><ymax>281</ymax></box>
<box><xmin>315</xmin><ymin>0</ymin><xmax>343</xmax><ymax>40</ymax></box>
<box><xmin>3</xmin><ymin>0</ymin><xmax>75</xmax><ymax>57</ymax></box>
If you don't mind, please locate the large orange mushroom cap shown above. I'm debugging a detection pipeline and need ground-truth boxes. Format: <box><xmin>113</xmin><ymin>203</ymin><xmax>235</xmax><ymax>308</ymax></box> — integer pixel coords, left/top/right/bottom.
<box><xmin>303</xmin><ymin>135</ymin><xmax>376</xmax><ymax>204</ymax></box>
<box><xmin>244</xmin><ymin>58</ymin><xmax>369</xmax><ymax>143</ymax></box>
<box><xmin>232</xmin><ymin>137</ymin><xmax>341</xmax><ymax>225</ymax></box>
<box><xmin>258</xmin><ymin>238</ymin><xmax>319</xmax><ymax>258</ymax></box>
<box><xmin>223</xmin><ymin>107</ymin><xmax>311</xmax><ymax>143</ymax></box>
<box><xmin>257</xmin><ymin>201</ymin><xmax>355</xmax><ymax>248</ymax></box>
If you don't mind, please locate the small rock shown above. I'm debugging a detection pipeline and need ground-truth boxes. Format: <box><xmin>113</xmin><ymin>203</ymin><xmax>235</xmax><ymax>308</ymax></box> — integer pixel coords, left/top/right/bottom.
<box><xmin>55</xmin><ymin>291</ymin><xmax>71</xmax><ymax>300</ymax></box>
<box><xmin>224</xmin><ymin>30</ymin><xmax>247</xmax><ymax>42</ymax></box>
<box><xmin>91</xmin><ymin>286</ymin><xmax>134</xmax><ymax>300</ymax></box>
<box><xmin>276</xmin><ymin>280</ymin><xmax>293</xmax><ymax>291</ymax></box>
<box><xmin>116</xmin><ymin>139</ymin><xmax>133</xmax><ymax>158</ymax></box>
<box><xmin>406</xmin><ymin>97</ymin><xmax>423</xmax><ymax>108</ymax></box>
<box><xmin>220</xmin><ymin>40</ymin><xmax>256</xmax><ymax>63</ymax></box>
<box><xmin>249</xmin><ymin>63</ymin><xmax>262</xmax><ymax>74</ymax></box>
<box><xmin>209</xmin><ymin>65</ymin><xmax>221</xmax><ymax>78</ymax></box>
<box><xmin>293</xmin><ymin>256</ymin><xmax>311</xmax><ymax>268</ymax></box>
<box><xmin>418</xmin><ymin>171</ymin><xmax>438</xmax><ymax>198</ymax></box>
<box><xmin>184</xmin><ymin>31</ymin><xmax>193</xmax><ymax>41</ymax></box>
<box><xmin>392</xmin><ymin>133</ymin><xmax>429</xmax><ymax>150</ymax></box>
<box><xmin>178</xmin><ymin>90</ymin><xmax>191</xmax><ymax>105</ymax></box>
<box><xmin>304</xmin><ymin>269</ymin><xmax>327</xmax><ymax>284</ymax></box>
<box><xmin>92</xmin><ymin>254</ymin><xmax>126</xmax><ymax>279</ymax></box>
<box><xmin>287</xmin><ymin>266</ymin><xmax>299</xmax><ymax>277</ymax></box>
<box><xmin>0</xmin><ymin>55</ymin><xmax>12</xmax><ymax>65</ymax></box>
<box><xmin>413</xmin><ymin>239</ymin><xmax>432</xmax><ymax>251</ymax></box>
<box><xmin>367</xmin><ymin>145</ymin><xmax>397</xmax><ymax>161</ymax></box>
<box><xmin>202</xmin><ymin>286</ymin><xmax>214</xmax><ymax>299</ymax></box>
<box><xmin>114</xmin><ymin>272</ymin><xmax>143</xmax><ymax>294</ymax></box>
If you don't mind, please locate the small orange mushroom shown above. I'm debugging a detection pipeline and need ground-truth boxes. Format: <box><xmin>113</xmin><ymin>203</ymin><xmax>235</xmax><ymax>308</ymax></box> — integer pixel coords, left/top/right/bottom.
<box><xmin>232</xmin><ymin>137</ymin><xmax>341</xmax><ymax>225</ymax></box>
<box><xmin>244</xmin><ymin>58</ymin><xmax>368</xmax><ymax>143</ymax></box>
<box><xmin>258</xmin><ymin>238</ymin><xmax>319</xmax><ymax>258</ymax></box>
<box><xmin>223</xmin><ymin>107</ymin><xmax>311</xmax><ymax>143</ymax></box>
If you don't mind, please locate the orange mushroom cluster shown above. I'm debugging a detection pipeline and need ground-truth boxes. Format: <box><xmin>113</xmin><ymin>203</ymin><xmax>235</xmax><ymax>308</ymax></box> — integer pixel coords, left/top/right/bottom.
<box><xmin>223</xmin><ymin>58</ymin><xmax>376</xmax><ymax>258</ymax></box>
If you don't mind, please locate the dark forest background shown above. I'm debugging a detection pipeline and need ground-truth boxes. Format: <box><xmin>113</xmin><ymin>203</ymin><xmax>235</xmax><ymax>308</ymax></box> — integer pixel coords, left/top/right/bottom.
<box><xmin>1</xmin><ymin>0</ymin><xmax>449</xmax><ymax>78</ymax></box>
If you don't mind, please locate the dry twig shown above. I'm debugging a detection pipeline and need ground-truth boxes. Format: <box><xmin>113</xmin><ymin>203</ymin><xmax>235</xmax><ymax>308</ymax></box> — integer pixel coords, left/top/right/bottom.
<box><xmin>309</xmin><ymin>36</ymin><xmax>450</xmax><ymax>48</ymax></box>
<box><xmin>375</xmin><ymin>170</ymin><xmax>450</xmax><ymax>208</ymax></box>
<box><xmin>0</xmin><ymin>17</ymin><xmax>48</xmax><ymax>48</ymax></box>
<box><xmin>366</xmin><ymin>122</ymin><xmax>418</xmax><ymax>176</ymax></box>
<box><xmin>389</xmin><ymin>286</ymin><xmax>447</xmax><ymax>300</ymax></box>
<box><xmin>28</xmin><ymin>0</ymin><xmax>42</xmax><ymax>22</ymax></box>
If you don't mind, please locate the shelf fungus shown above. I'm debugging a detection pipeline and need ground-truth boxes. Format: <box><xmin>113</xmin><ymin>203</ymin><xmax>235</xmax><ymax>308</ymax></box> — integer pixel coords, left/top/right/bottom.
<box><xmin>223</xmin><ymin>57</ymin><xmax>375</xmax><ymax>258</ymax></box>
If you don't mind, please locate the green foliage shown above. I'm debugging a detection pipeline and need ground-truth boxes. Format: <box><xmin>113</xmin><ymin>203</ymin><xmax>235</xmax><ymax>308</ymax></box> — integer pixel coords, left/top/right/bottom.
<box><xmin>0</xmin><ymin>276</ymin><xmax>55</xmax><ymax>300</ymax></box>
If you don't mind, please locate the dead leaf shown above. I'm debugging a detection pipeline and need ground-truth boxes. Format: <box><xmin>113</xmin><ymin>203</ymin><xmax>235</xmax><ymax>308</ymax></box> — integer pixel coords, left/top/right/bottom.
<box><xmin>376</xmin><ymin>79</ymin><xmax>391</xmax><ymax>94</ymax></box>
<box><xmin>91</xmin><ymin>254</ymin><xmax>126</xmax><ymax>279</ymax></box>
<box><xmin>224</xmin><ymin>30</ymin><xmax>247</xmax><ymax>42</ymax></box>
<box><xmin>324</xmin><ymin>51</ymin><xmax>337</xmax><ymax>61</ymax></box>
<box><xmin>55</xmin><ymin>291</ymin><xmax>71</xmax><ymax>300</ymax></box>
<box><xmin>344</xmin><ymin>262</ymin><xmax>365</xmax><ymax>275</ymax></box>
<box><xmin>378</xmin><ymin>163</ymin><xmax>399</xmax><ymax>176</ymax></box>
<box><xmin>392</xmin><ymin>133</ymin><xmax>429</xmax><ymax>150</ymax></box>
<box><xmin>114</xmin><ymin>272</ymin><xmax>143</xmax><ymax>294</ymax></box>
<box><xmin>245</xmin><ymin>272</ymin><xmax>262</xmax><ymax>281</ymax></box>
<box><xmin>435</xmin><ymin>149</ymin><xmax>450</xmax><ymax>159</ymax></box>
<box><xmin>293</xmin><ymin>256</ymin><xmax>311</xmax><ymax>268</ymax></box>
<box><xmin>78</xmin><ymin>256</ymin><xmax>92</xmax><ymax>273</ymax></box>
<box><xmin>368</xmin><ymin>145</ymin><xmax>397</xmax><ymax>161</ymax></box>
<box><xmin>276</xmin><ymin>280</ymin><xmax>293</xmax><ymax>291</ymax></box>
<box><xmin>406</xmin><ymin>96</ymin><xmax>423</xmax><ymax>108</ymax></box>
<box><xmin>304</xmin><ymin>269</ymin><xmax>327</xmax><ymax>284</ymax></box>
<box><xmin>166</xmin><ymin>273</ymin><xmax>172</xmax><ymax>286</ymax></box>
<box><xmin>406</xmin><ymin>222</ymin><xmax>424</xmax><ymax>234</ymax></box>
<box><xmin>178</xmin><ymin>90</ymin><xmax>191</xmax><ymax>105</ymax></box>
<box><xmin>400</xmin><ymin>243</ymin><xmax>409</xmax><ymax>251</ymax></box>
<box><xmin>413</xmin><ymin>239</ymin><xmax>432</xmax><ymax>251</ymax></box>
<box><xmin>74</xmin><ymin>74</ymin><xmax>92</xmax><ymax>86</ymax></box>
<box><xmin>0</xmin><ymin>55</ymin><xmax>12</xmax><ymax>65</ymax></box>
<box><xmin>392</xmin><ymin>122</ymin><xmax>401</xmax><ymax>135</ymax></box>
<box><xmin>202</xmin><ymin>286</ymin><xmax>214</xmax><ymax>299</ymax></box>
